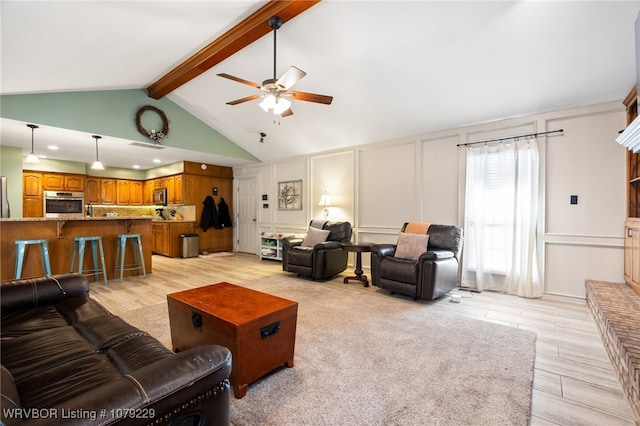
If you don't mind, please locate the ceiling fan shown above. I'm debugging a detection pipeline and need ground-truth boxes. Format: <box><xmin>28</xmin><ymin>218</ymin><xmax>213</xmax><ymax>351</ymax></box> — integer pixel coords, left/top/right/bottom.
<box><xmin>217</xmin><ymin>16</ymin><xmax>333</xmax><ymax>117</ymax></box>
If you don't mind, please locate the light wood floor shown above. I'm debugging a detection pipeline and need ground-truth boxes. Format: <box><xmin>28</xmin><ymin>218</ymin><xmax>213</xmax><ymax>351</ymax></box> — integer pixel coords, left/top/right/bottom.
<box><xmin>89</xmin><ymin>253</ymin><xmax>637</xmax><ymax>426</ymax></box>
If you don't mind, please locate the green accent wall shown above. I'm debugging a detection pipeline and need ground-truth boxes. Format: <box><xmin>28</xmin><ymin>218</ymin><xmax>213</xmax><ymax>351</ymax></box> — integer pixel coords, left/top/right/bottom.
<box><xmin>0</xmin><ymin>146</ymin><xmax>24</xmax><ymax>217</ymax></box>
<box><xmin>0</xmin><ymin>89</ymin><xmax>259</xmax><ymax>162</ymax></box>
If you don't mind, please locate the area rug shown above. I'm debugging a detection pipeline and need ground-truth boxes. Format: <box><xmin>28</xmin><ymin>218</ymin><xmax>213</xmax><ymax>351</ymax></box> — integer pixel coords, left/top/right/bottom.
<box><xmin>119</xmin><ymin>275</ymin><xmax>536</xmax><ymax>425</ymax></box>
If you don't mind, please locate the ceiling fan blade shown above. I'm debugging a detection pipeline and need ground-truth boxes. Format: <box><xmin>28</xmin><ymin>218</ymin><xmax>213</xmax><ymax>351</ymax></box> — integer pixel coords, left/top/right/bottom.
<box><xmin>226</xmin><ymin>94</ymin><xmax>262</xmax><ymax>105</ymax></box>
<box><xmin>280</xmin><ymin>108</ymin><xmax>294</xmax><ymax>117</ymax></box>
<box><xmin>290</xmin><ymin>91</ymin><xmax>333</xmax><ymax>105</ymax></box>
<box><xmin>277</xmin><ymin>66</ymin><xmax>306</xmax><ymax>90</ymax></box>
<box><xmin>217</xmin><ymin>73</ymin><xmax>261</xmax><ymax>89</ymax></box>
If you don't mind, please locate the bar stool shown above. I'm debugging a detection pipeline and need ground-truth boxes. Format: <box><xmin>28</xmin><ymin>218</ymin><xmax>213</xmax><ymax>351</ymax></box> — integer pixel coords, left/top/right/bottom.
<box><xmin>114</xmin><ymin>234</ymin><xmax>147</xmax><ymax>282</ymax></box>
<box><xmin>70</xmin><ymin>236</ymin><xmax>107</xmax><ymax>284</ymax></box>
<box><xmin>15</xmin><ymin>239</ymin><xmax>52</xmax><ymax>279</ymax></box>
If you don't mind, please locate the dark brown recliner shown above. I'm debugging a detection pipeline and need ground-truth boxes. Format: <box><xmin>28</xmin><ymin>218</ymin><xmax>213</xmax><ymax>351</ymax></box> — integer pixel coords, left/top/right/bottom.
<box><xmin>371</xmin><ymin>223</ymin><xmax>463</xmax><ymax>300</ymax></box>
<box><xmin>282</xmin><ymin>221</ymin><xmax>352</xmax><ymax>279</ymax></box>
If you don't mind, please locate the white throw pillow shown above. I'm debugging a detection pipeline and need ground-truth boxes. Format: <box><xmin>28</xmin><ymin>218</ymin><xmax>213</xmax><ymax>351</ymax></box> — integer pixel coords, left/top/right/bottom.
<box><xmin>301</xmin><ymin>227</ymin><xmax>330</xmax><ymax>248</ymax></box>
<box><xmin>394</xmin><ymin>233</ymin><xmax>429</xmax><ymax>260</ymax></box>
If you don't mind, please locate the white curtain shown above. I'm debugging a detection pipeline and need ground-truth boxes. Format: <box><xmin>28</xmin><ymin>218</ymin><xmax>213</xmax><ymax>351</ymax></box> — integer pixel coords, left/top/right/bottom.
<box><xmin>461</xmin><ymin>138</ymin><xmax>542</xmax><ymax>298</ymax></box>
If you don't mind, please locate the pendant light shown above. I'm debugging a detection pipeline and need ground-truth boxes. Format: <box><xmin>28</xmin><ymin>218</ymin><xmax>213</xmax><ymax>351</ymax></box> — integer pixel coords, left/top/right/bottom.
<box><xmin>24</xmin><ymin>124</ymin><xmax>40</xmax><ymax>163</ymax></box>
<box><xmin>91</xmin><ymin>135</ymin><xmax>104</xmax><ymax>170</ymax></box>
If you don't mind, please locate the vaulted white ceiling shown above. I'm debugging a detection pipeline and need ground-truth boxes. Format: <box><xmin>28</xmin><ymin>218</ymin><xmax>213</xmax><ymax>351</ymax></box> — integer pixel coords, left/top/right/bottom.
<box><xmin>1</xmin><ymin>1</ymin><xmax>639</xmax><ymax>169</ymax></box>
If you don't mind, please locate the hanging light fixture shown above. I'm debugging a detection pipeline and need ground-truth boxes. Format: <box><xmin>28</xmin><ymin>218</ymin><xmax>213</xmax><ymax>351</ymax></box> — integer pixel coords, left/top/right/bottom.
<box><xmin>24</xmin><ymin>124</ymin><xmax>40</xmax><ymax>163</ymax></box>
<box><xmin>259</xmin><ymin>94</ymin><xmax>291</xmax><ymax>115</ymax></box>
<box><xmin>91</xmin><ymin>135</ymin><xmax>104</xmax><ymax>170</ymax></box>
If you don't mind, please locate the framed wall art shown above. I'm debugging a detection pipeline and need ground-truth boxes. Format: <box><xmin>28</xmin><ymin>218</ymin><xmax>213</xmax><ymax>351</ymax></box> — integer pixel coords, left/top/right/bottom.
<box><xmin>278</xmin><ymin>180</ymin><xmax>302</xmax><ymax>210</ymax></box>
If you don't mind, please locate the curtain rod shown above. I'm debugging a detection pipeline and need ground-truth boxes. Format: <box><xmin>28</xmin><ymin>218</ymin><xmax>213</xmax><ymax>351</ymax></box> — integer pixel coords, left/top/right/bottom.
<box><xmin>456</xmin><ymin>129</ymin><xmax>564</xmax><ymax>147</ymax></box>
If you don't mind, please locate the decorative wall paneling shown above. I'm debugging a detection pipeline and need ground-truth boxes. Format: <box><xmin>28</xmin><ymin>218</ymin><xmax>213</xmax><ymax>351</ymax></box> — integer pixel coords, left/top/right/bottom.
<box><xmin>234</xmin><ymin>101</ymin><xmax>626</xmax><ymax>299</ymax></box>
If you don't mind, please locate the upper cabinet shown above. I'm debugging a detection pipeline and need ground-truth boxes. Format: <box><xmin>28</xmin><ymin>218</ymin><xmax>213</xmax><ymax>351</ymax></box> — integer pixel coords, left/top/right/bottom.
<box><xmin>22</xmin><ymin>163</ymin><xmax>231</xmax><ymax>218</ymax></box>
<box><xmin>43</xmin><ymin>173</ymin><xmax>84</xmax><ymax>191</ymax></box>
<box><xmin>85</xmin><ymin>177</ymin><xmax>100</xmax><ymax>203</ymax></box>
<box><xmin>130</xmin><ymin>180</ymin><xmax>143</xmax><ymax>206</ymax></box>
<box><xmin>100</xmin><ymin>178</ymin><xmax>117</xmax><ymax>205</ymax></box>
<box><xmin>143</xmin><ymin>180</ymin><xmax>154</xmax><ymax>205</ymax></box>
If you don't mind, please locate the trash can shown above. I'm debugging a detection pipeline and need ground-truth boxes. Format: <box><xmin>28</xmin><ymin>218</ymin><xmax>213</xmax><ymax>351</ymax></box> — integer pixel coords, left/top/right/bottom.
<box><xmin>180</xmin><ymin>233</ymin><xmax>199</xmax><ymax>258</ymax></box>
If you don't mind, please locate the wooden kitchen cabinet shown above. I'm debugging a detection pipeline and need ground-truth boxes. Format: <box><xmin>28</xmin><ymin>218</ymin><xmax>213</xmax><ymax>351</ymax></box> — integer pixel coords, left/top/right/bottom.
<box><xmin>130</xmin><ymin>181</ymin><xmax>143</xmax><ymax>205</ymax></box>
<box><xmin>173</xmin><ymin>175</ymin><xmax>183</xmax><ymax>204</ymax></box>
<box><xmin>22</xmin><ymin>172</ymin><xmax>43</xmax><ymax>218</ymax></box>
<box><xmin>166</xmin><ymin>176</ymin><xmax>175</xmax><ymax>204</ymax></box>
<box><xmin>153</xmin><ymin>222</ymin><xmax>170</xmax><ymax>256</ymax></box>
<box><xmin>117</xmin><ymin>180</ymin><xmax>131</xmax><ymax>205</ymax></box>
<box><xmin>23</xmin><ymin>172</ymin><xmax>42</xmax><ymax>197</ymax></box>
<box><xmin>143</xmin><ymin>180</ymin><xmax>154</xmax><ymax>205</ymax></box>
<box><xmin>43</xmin><ymin>173</ymin><xmax>84</xmax><ymax>191</ymax></box>
<box><xmin>85</xmin><ymin>177</ymin><xmax>100</xmax><ymax>203</ymax></box>
<box><xmin>42</xmin><ymin>174</ymin><xmax>64</xmax><ymax>190</ymax></box>
<box><xmin>64</xmin><ymin>175</ymin><xmax>84</xmax><ymax>191</ymax></box>
<box><xmin>100</xmin><ymin>179</ymin><xmax>117</xmax><ymax>205</ymax></box>
<box><xmin>152</xmin><ymin>221</ymin><xmax>195</xmax><ymax>257</ymax></box>
<box><xmin>155</xmin><ymin>177</ymin><xmax>166</xmax><ymax>189</ymax></box>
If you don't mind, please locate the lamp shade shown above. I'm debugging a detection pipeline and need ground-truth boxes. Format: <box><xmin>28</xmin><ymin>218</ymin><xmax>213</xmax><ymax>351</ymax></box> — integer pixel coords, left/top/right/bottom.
<box><xmin>318</xmin><ymin>193</ymin><xmax>332</xmax><ymax>207</ymax></box>
<box><xmin>25</xmin><ymin>153</ymin><xmax>40</xmax><ymax>164</ymax></box>
<box><xmin>259</xmin><ymin>94</ymin><xmax>276</xmax><ymax>112</ymax></box>
<box><xmin>273</xmin><ymin>97</ymin><xmax>291</xmax><ymax>115</ymax></box>
<box><xmin>91</xmin><ymin>160</ymin><xmax>104</xmax><ymax>170</ymax></box>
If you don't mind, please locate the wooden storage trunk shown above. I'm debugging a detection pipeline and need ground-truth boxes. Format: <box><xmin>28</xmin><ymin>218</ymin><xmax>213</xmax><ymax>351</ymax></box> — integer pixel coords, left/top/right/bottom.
<box><xmin>167</xmin><ymin>282</ymin><xmax>298</xmax><ymax>398</ymax></box>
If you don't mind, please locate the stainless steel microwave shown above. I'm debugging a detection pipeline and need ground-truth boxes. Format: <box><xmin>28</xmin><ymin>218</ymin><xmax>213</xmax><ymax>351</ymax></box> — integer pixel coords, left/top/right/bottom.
<box><xmin>153</xmin><ymin>188</ymin><xmax>167</xmax><ymax>206</ymax></box>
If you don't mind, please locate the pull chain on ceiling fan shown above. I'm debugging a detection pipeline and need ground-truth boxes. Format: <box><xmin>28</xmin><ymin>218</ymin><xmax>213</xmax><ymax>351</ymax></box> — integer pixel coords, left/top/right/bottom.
<box><xmin>217</xmin><ymin>15</ymin><xmax>333</xmax><ymax>117</ymax></box>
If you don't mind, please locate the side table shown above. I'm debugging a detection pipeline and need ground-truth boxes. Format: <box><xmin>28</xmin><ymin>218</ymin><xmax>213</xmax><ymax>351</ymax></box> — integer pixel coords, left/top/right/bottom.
<box><xmin>341</xmin><ymin>242</ymin><xmax>373</xmax><ymax>287</ymax></box>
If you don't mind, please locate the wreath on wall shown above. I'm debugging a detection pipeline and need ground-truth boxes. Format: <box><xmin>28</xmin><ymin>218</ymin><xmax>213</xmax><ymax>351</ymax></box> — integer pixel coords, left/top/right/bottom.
<box><xmin>135</xmin><ymin>105</ymin><xmax>169</xmax><ymax>143</ymax></box>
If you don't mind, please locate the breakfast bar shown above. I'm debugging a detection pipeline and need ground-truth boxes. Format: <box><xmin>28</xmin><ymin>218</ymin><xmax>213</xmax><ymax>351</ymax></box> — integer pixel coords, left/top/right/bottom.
<box><xmin>0</xmin><ymin>217</ymin><xmax>152</xmax><ymax>282</ymax></box>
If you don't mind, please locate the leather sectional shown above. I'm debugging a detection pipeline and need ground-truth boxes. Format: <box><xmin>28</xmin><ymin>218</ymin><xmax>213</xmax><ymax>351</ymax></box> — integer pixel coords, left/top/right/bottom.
<box><xmin>0</xmin><ymin>273</ymin><xmax>232</xmax><ymax>425</ymax></box>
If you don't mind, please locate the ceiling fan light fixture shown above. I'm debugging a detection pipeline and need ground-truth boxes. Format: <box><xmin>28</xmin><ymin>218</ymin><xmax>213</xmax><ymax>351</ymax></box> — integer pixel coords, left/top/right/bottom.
<box><xmin>273</xmin><ymin>97</ymin><xmax>291</xmax><ymax>115</ymax></box>
<box><xmin>259</xmin><ymin>94</ymin><xmax>276</xmax><ymax>112</ymax></box>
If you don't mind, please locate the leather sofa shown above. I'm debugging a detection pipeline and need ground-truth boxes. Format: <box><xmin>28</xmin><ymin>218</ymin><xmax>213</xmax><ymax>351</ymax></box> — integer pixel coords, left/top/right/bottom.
<box><xmin>0</xmin><ymin>273</ymin><xmax>232</xmax><ymax>426</ymax></box>
<box><xmin>371</xmin><ymin>223</ymin><xmax>463</xmax><ymax>300</ymax></box>
<box><xmin>282</xmin><ymin>221</ymin><xmax>352</xmax><ymax>279</ymax></box>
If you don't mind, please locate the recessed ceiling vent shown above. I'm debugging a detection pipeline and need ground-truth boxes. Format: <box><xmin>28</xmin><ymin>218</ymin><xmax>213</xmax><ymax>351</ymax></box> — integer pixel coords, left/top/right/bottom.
<box><xmin>128</xmin><ymin>142</ymin><xmax>167</xmax><ymax>150</ymax></box>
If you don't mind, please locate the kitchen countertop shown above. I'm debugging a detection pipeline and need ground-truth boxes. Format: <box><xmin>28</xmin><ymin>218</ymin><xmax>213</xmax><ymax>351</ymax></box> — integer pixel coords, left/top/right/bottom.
<box><xmin>0</xmin><ymin>216</ymin><xmax>155</xmax><ymax>222</ymax></box>
<box><xmin>0</xmin><ymin>217</ymin><xmax>197</xmax><ymax>223</ymax></box>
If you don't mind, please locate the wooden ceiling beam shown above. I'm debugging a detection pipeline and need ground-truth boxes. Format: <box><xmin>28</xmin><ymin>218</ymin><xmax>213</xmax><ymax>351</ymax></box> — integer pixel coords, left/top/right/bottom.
<box><xmin>147</xmin><ymin>0</ymin><xmax>321</xmax><ymax>100</ymax></box>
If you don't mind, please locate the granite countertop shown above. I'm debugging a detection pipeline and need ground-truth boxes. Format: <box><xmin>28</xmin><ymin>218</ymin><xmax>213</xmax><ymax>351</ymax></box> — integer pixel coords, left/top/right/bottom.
<box><xmin>0</xmin><ymin>216</ymin><xmax>156</xmax><ymax>222</ymax></box>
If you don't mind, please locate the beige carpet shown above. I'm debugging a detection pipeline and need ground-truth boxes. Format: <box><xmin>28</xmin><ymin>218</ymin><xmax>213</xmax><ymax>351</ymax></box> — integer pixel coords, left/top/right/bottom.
<box><xmin>119</xmin><ymin>275</ymin><xmax>536</xmax><ymax>425</ymax></box>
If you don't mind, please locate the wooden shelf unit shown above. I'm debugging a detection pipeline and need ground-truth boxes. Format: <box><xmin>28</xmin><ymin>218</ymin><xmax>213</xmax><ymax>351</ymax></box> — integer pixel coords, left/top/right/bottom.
<box><xmin>623</xmin><ymin>86</ymin><xmax>640</xmax><ymax>297</ymax></box>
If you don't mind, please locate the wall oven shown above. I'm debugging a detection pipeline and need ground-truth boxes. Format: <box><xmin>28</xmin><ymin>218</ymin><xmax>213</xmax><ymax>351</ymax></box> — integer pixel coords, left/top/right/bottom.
<box><xmin>43</xmin><ymin>191</ymin><xmax>85</xmax><ymax>218</ymax></box>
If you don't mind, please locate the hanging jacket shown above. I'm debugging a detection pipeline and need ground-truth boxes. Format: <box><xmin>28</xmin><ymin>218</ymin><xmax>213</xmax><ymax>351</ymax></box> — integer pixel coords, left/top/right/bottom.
<box><xmin>201</xmin><ymin>195</ymin><xmax>219</xmax><ymax>231</ymax></box>
<box><xmin>218</xmin><ymin>197</ymin><xmax>232</xmax><ymax>228</ymax></box>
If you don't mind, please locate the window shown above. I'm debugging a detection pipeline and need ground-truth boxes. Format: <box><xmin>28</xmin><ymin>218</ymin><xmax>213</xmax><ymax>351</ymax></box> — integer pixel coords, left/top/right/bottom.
<box><xmin>462</xmin><ymin>139</ymin><xmax>542</xmax><ymax>297</ymax></box>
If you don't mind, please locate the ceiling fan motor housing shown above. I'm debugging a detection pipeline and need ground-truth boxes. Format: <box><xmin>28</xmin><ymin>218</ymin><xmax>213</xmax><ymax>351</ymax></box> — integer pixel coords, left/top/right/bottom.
<box><xmin>261</xmin><ymin>78</ymin><xmax>283</xmax><ymax>91</ymax></box>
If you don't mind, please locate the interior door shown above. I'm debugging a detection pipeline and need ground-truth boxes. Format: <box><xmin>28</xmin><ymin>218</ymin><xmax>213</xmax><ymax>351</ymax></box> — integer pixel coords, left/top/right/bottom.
<box><xmin>237</xmin><ymin>176</ymin><xmax>258</xmax><ymax>254</ymax></box>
